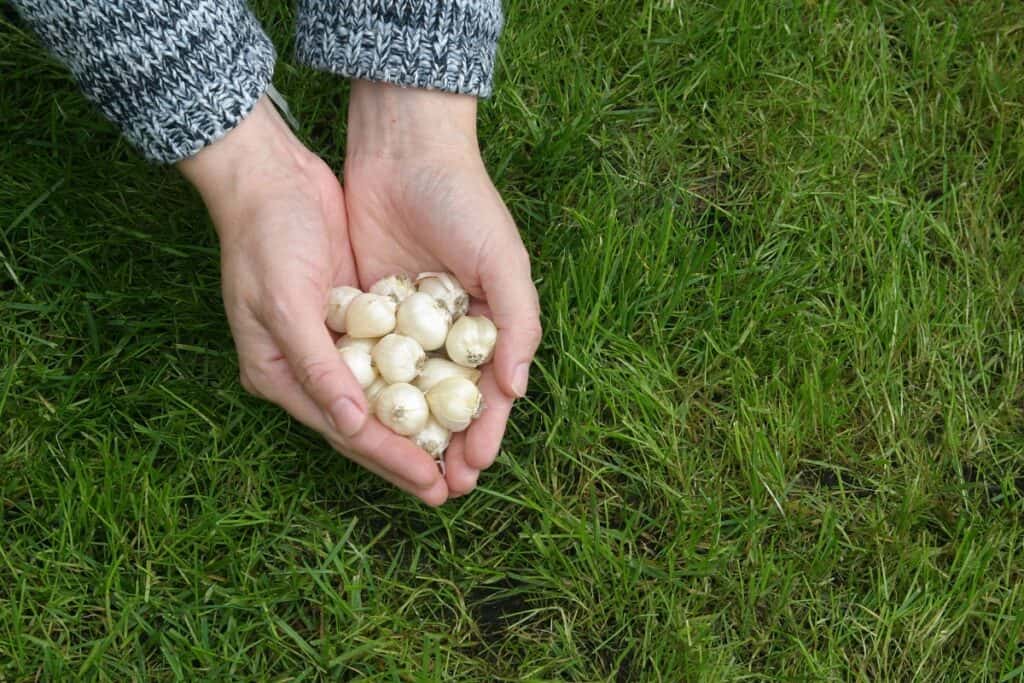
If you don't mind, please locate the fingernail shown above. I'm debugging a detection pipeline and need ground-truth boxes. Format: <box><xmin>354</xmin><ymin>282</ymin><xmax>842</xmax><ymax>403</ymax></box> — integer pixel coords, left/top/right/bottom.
<box><xmin>330</xmin><ymin>397</ymin><xmax>365</xmax><ymax>436</ymax></box>
<box><xmin>512</xmin><ymin>363</ymin><xmax>530</xmax><ymax>397</ymax></box>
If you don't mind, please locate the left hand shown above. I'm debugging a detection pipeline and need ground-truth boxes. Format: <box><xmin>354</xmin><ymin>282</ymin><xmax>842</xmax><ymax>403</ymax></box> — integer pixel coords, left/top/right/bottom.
<box><xmin>179</xmin><ymin>96</ymin><xmax>448</xmax><ymax>505</ymax></box>
<box><xmin>342</xmin><ymin>81</ymin><xmax>543</xmax><ymax>497</ymax></box>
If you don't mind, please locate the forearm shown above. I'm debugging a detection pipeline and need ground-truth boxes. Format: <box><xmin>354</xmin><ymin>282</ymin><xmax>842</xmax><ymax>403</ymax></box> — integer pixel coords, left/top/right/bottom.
<box><xmin>295</xmin><ymin>0</ymin><xmax>504</xmax><ymax>97</ymax></box>
<box><xmin>11</xmin><ymin>0</ymin><xmax>276</xmax><ymax>164</ymax></box>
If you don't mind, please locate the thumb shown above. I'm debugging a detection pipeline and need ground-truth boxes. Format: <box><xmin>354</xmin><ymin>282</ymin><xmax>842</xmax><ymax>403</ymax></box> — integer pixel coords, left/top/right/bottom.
<box><xmin>478</xmin><ymin>244</ymin><xmax>542</xmax><ymax>398</ymax></box>
<box><xmin>270</xmin><ymin>297</ymin><xmax>369</xmax><ymax>436</ymax></box>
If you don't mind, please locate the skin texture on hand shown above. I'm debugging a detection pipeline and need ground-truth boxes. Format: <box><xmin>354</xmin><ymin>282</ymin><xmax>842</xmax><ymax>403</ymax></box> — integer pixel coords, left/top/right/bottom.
<box><xmin>344</xmin><ymin>81</ymin><xmax>543</xmax><ymax>497</ymax></box>
<box><xmin>177</xmin><ymin>96</ymin><xmax>449</xmax><ymax>506</ymax></box>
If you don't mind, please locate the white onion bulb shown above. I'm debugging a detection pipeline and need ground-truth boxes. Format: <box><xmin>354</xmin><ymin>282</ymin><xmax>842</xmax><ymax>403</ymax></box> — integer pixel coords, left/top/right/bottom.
<box><xmin>413</xmin><ymin>357</ymin><xmax>481</xmax><ymax>393</ymax></box>
<box><xmin>345</xmin><ymin>293</ymin><xmax>397</xmax><ymax>338</ymax></box>
<box><xmin>416</xmin><ymin>272</ymin><xmax>469</xmax><ymax>319</ymax></box>
<box><xmin>335</xmin><ymin>335</ymin><xmax>376</xmax><ymax>355</ymax></box>
<box><xmin>337</xmin><ymin>346</ymin><xmax>376</xmax><ymax>388</ymax></box>
<box><xmin>425</xmin><ymin>376</ymin><xmax>484</xmax><ymax>432</ymax></box>
<box><xmin>325</xmin><ymin>286</ymin><xmax>361</xmax><ymax>333</ymax></box>
<box><xmin>374</xmin><ymin>383</ymin><xmax>429</xmax><ymax>436</ymax></box>
<box><xmin>369</xmin><ymin>274</ymin><xmax>416</xmax><ymax>303</ymax></box>
<box><xmin>364</xmin><ymin>377</ymin><xmax>388</xmax><ymax>405</ymax></box>
<box><xmin>371</xmin><ymin>333</ymin><xmax>426</xmax><ymax>384</ymax></box>
<box><xmin>396</xmin><ymin>292</ymin><xmax>451</xmax><ymax>351</ymax></box>
<box><xmin>413</xmin><ymin>418</ymin><xmax>451</xmax><ymax>458</ymax></box>
<box><xmin>445</xmin><ymin>315</ymin><xmax>497</xmax><ymax>368</ymax></box>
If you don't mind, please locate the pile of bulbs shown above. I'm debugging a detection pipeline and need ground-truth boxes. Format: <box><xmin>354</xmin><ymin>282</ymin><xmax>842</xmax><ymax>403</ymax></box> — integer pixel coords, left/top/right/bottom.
<box><xmin>326</xmin><ymin>272</ymin><xmax>496</xmax><ymax>472</ymax></box>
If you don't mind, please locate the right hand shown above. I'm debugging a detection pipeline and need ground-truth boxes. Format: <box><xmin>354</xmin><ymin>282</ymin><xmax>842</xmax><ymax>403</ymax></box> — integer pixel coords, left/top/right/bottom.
<box><xmin>342</xmin><ymin>81</ymin><xmax>543</xmax><ymax>497</ymax></box>
<box><xmin>178</xmin><ymin>96</ymin><xmax>448</xmax><ymax>506</ymax></box>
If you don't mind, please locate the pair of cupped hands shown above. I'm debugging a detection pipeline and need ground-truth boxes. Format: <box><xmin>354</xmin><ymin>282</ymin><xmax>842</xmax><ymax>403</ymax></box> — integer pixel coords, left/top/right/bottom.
<box><xmin>178</xmin><ymin>81</ymin><xmax>541</xmax><ymax>506</ymax></box>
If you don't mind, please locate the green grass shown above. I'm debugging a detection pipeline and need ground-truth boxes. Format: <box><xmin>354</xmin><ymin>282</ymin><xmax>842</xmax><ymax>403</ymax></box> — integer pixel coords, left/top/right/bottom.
<box><xmin>3</xmin><ymin>0</ymin><xmax>1024</xmax><ymax>679</ymax></box>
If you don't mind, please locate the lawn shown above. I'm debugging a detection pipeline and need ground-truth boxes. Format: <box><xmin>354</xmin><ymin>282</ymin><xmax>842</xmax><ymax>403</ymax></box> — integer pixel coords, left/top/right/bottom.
<box><xmin>2</xmin><ymin>0</ymin><xmax>1024</xmax><ymax>680</ymax></box>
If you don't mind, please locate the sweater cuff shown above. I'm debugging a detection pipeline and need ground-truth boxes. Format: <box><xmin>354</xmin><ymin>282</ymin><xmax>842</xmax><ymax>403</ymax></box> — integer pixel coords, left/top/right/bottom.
<box><xmin>295</xmin><ymin>0</ymin><xmax>503</xmax><ymax>97</ymax></box>
<box><xmin>15</xmin><ymin>1</ymin><xmax>276</xmax><ymax>164</ymax></box>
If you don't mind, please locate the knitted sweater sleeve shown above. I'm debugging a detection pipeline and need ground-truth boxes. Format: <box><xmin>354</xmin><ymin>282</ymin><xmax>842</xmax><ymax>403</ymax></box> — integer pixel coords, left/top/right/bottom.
<box><xmin>10</xmin><ymin>0</ymin><xmax>276</xmax><ymax>164</ymax></box>
<box><xmin>295</xmin><ymin>1</ymin><xmax>504</xmax><ymax>97</ymax></box>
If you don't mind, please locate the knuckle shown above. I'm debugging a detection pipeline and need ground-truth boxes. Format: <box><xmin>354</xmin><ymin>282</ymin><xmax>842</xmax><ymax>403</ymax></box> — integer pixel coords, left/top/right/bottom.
<box><xmin>528</xmin><ymin>284</ymin><xmax>542</xmax><ymax>316</ymax></box>
<box><xmin>238</xmin><ymin>362</ymin><xmax>272</xmax><ymax>399</ymax></box>
<box><xmin>296</xmin><ymin>355</ymin><xmax>338</xmax><ymax>395</ymax></box>
<box><xmin>522</xmin><ymin>319</ymin><xmax>543</xmax><ymax>347</ymax></box>
<box><xmin>239</xmin><ymin>370</ymin><xmax>259</xmax><ymax>397</ymax></box>
<box><xmin>264</xmin><ymin>292</ymin><xmax>301</xmax><ymax>329</ymax></box>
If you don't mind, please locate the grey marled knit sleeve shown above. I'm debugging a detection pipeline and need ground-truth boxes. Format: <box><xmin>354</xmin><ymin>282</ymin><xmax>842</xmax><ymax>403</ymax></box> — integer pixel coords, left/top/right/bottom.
<box><xmin>11</xmin><ymin>0</ymin><xmax>276</xmax><ymax>164</ymax></box>
<box><xmin>295</xmin><ymin>0</ymin><xmax>504</xmax><ymax>97</ymax></box>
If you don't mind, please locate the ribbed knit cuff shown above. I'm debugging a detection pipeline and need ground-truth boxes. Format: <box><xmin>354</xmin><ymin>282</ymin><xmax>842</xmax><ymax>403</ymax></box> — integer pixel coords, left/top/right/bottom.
<box><xmin>295</xmin><ymin>0</ymin><xmax>503</xmax><ymax>97</ymax></box>
<box><xmin>13</xmin><ymin>0</ymin><xmax>276</xmax><ymax>164</ymax></box>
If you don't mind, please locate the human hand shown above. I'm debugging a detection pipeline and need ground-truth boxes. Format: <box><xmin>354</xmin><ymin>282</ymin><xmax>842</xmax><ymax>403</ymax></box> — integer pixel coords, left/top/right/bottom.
<box><xmin>343</xmin><ymin>81</ymin><xmax>542</xmax><ymax>497</ymax></box>
<box><xmin>178</xmin><ymin>96</ymin><xmax>448</xmax><ymax>505</ymax></box>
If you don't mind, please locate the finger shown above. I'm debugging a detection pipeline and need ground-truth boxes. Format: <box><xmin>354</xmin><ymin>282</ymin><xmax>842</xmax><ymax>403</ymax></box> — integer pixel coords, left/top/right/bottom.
<box><xmin>345</xmin><ymin>418</ymin><xmax>446</xmax><ymax>490</ymax></box>
<box><xmin>479</xmin><ymin>244</ymin><xmax>542</xmax><ymax>398</ymax></box>
<box><xmin>443</xmin><ymin>432</ymin><xmax>480</xmax><ymax>497</ymax></box>
<box><xmin>463</xmin><ymin>367</ymin><xmax>514</xmax><ymax>470</ymax></box>
<box><xmin>467</xmin><ymin>299</ymin><xmax>491</xmax><ymax>317</ymax></box>
<box><xmin>268</xmin><ymin>296</ymin><xmax>369</xmax><ymax>437</ymax></box>
<box><xmin>328</xmin><ymin>434</ymin><xmax>449</xmax><ymax>507</ymax></box>
<box><xmin>265</xmin><ymin>360</ymin><xmax>443</xmax><ymax>490</ymax></box>
<box><xmin>263</xmin><ymin>370</ymin><xmax>447</xmax><ymax>503</ymax></box>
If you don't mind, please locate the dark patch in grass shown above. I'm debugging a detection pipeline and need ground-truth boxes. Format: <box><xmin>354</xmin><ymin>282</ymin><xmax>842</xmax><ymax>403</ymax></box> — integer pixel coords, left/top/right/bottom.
<box><xmin>919</xmin><ymin>510</ymin><xmax>955</xmax><ymax>546</ymax></box>
<box><xmin>636</xmin><ymin>517</ymin><xmax>677</xmax><ymax>561</ymax></box>
<box><xmin>983</xmin><ymin>480</ymin><xmax>1024</xmax><ymax>515</ymax></box>
<box><xmin>616</xmin><ymin>653</ymin><xmax>637</xmax><ymax>683</ymax></box>
<box><xmin>0</xmin><ymin>499</ymin><xmax>31</xmax><ymax>530</ymax></box>
<box><xmin>807</xmin><ymin>464</ymin><xmax>840</xmax><ymax>489</ymax></box>
<box><xmin>924</xmin><ymin>412</ymin><xmax>945</xmax><ymax>447</ymax></box>
<box><xmin>467</xmin><ymin>576</ymin><xmax>529</xmax><ymax>646</ymax></box>
<box><xmin>954</xmin><ymin>459</ymin><xmax>1024</xmax><ymax>515</ymax></box>
<box><xmin>800</xmin><ymin>462</ymin><xmax>874</xmax><ymax>498</ymax></box>
<box><xmin>590</xmin><ymin>642</ymin><xmax>638</xmax><ymax>682</ymax></box>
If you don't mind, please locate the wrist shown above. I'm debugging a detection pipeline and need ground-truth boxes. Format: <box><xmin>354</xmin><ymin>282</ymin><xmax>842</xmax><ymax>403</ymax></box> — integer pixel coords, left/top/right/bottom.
<box><xmin>177</xmin><ymin>95</ymin><xmax>315</xmax><ymax>205</ymax></box>
<box><xmin>346</xmin><ymin>80</ymin><xmax>479</xmax><ymax>160</ymax></box>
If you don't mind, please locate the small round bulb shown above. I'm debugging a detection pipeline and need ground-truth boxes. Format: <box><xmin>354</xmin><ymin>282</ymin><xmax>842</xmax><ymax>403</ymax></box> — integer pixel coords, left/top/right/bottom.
<box><xmin>337</xmin><ymin>346</ymin><xmax>376</xmax><ymax>388</ymax></box>
<box><xmin>414</xmin><ymin>357</ymin><xmax>481</xmax><ymax>392</ymax></box>
<box><xmin>371</xmin><ymin>333</ymin><xmax>426</xmax><ymax>384</ymax></box>
<box><xmin>364</xmin><ymin>377</ymin><xmax>388</xmax><ymax>405</ymax></box>
<box><xmin>369</xmin><ymin>273</ymin><xmax>416</xmax><ymax>304</ymax></box>
<box><xmin>426</xmin><ymin>376</ymin><xmax>484</xmax><ymax>432</ymax></box>
<box><xmin>445</xmin><ymin>315</ymin><xmax>497</xmax><ymax>368</ymax></box>
<box><xmin>335</xmin><ymin>335</ymin><xmax>376</xmax><ymax>354</ymax></box>
<box><xmin>416</xmin><ymin>272</ymin><xmax>469</xmax><ymax>319</ymax></box>
<box><xmin>345</xmin><ymin>293</ymin><xmax>397</xmax><ymax>338</ymax></box>
<box><xmin>374</xmin><ymin>383</ymin><xmax>429</xmax><ymax>436</ymax></box>
<box><xmin>397</xmin><ymin>292</ymin><xmax>451</xmax><ymax>351</ymax></box>
<box><xmin>413</xmin><ymin>418</ymin><xmax>451</xmax><ymax>458</ymax></box>
<box><xmin>325</xmin><ymin>286</ymin><xmax>361</xmax><ymax>333</ymax></box>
